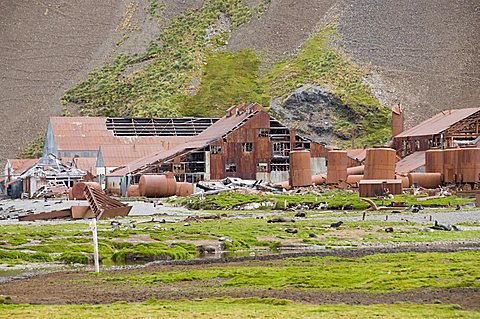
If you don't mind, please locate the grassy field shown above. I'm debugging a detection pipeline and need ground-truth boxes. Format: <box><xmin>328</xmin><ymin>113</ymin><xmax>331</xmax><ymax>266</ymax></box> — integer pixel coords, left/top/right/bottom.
<box><xmin>0</xmin><ymin>299</ymin><xmax>478</xmax><ymax>319</ymax></box>
<box><xmin>0</xmin><ymin>209</ymin><xmax>478</xmax><ymax>265</ymax></box>
<box><xmin>100</xmin><ymin>251</ymin><xmax>480</xmax><ymax>292</ymax></box>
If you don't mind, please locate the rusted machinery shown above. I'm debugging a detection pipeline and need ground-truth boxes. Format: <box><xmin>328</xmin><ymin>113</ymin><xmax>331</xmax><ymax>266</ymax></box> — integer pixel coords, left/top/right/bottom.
<box><xmin>346</xmin><ymin>174</ymin><xmax>363</xmax><ymax>186</ymax></box>
<box><xmin>289</xmin><ymin>148</ymin><xmax>312</xmax><ymax>187</ymax></box>
<box><xmin>425</xmin><ymin>149</ymin><xmax>444</xmax><ymax>174</ymax></box>
<box><xmin>326</xmin><ymin>150</ymin><xmax>348</xmax><ymax>184</ymax></box>
<box><xmin>443</xmin><ymin>149</ymin><xmax>458</xmax><ymax>183</ymax></box>
<box><xmin>363</xmin><ymin>148</ymin><xmax>396</xmax><ymax>180</ymax></box>
<box><xmin>457</xmin><ymin>148</ymin><xmax>480</xmax><ymax>183</ymax></box>
<box><xmin>347</xmin><ymin>165</ymin><xmax>364</xmax><ymax>176</ymax></box>
<box><xmin>425</xmin><ymin>148</ymin><xmax>480</xmax><ymax>184</ymax></box>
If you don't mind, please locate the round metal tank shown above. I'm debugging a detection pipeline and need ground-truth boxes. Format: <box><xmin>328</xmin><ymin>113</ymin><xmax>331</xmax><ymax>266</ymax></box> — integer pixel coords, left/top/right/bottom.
<box><xmin>425</xmin><ymin>149</ymin><xmax>444</xmax><ymax>174</ymax></box>
<box><xmin>346</xmin><ymin>174</ymin><xmax>363</xmax><ymax>187</ymax></box>
<box><xmin>176</xmin><ymin>182</ymin><xmax>194</xmax><ymax>197</ymax></box>
<box><xmin>395</xmin><ymin>175</ymin><xmax>410</xmax><ymax>188</ymax></box>
<box><xmin>139</xmin><ymin>173</ymin><xmax>177</xmax><ymax>198</ymax></box>
<box><xmin>443</xmin><ymin>149</ymin><xmax>458</xmax><ymax>183</ymax></box>
<box><xmin>71</xmin><ymin>182</ymin><xmax>102</xmax><ymax>200</ymax></box>
<box><xmin>364</xmin><ymin>148</ymin><xmax>396</xmax><ymax>180</ymax></box>
<box><xmin>273</xmin><ymin>180</ymin><xmax>291</xmax><ymax>190</ymax></box>
<box><xmin>407</xmin><ymin>173</ymin><xmax>442</xmax><ymax>189</ymax></box>
<box><xmin>312</xmin><ymin>174</ymin><xmax>326</xmax><ymax>185</ymax></box>
<box><xmin>326</xmin><ymin>150</ymin><xmax>348</xmax><ymax>184</ymax></box>
<box><xmin>457</xmin><ymin>148</ymin><xmax>480</xmax><ymax>183</ymax></box>
<box><xmin>127</xmin><ymin>185</ymin><xmax>140</xmax><ymax>197</ymax></box>
<box><xmin>289</xmin><ymin>149</ymin><xmax>312</xmax><ymax>187</ymax></box>
<box><xmin>347</xmin><ymin>165</ymin><xmax>364</xmax><ymax>176</ymax></box>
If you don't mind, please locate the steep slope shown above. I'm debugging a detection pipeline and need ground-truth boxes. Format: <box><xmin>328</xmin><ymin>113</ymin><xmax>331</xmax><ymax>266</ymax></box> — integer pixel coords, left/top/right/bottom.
<box><xmin>337</xmin><ymin>0</ymin><xmax>480</xmax><ymax>127</ymax></box>
<box><xmin>0</xmin><ymin>1</ymin><xmax>124</xmax><ymax>163</ymax></box>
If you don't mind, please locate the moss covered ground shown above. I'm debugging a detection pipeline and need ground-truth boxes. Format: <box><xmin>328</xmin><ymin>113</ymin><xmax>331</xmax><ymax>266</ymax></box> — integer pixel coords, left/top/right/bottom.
<box><xmin>1</xmin><ymin>300</ymin><xmax>478</xmax><ymax>319</ymax></box>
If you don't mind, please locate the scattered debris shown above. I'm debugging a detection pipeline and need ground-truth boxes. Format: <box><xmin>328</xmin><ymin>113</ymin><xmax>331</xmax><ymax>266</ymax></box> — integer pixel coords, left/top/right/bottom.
<box><xmin>267</xmin><ymin>217</ymin><xmax>295</xmax><ymax>223</ymax></box>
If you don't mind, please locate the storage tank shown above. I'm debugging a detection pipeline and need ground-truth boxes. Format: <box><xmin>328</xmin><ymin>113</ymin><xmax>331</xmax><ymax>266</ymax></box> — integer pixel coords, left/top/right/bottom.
<box><xmin>407</xmin><ymin>173</ymin><xmax>442</xmax><ymax>189</ymax></box>
<box><xmin>347</xmin><ymin>165</ymin><xmax>364</xmax><ymax>176</ymax></box>
<box><xmin>289</xmin><ymin>149</ymin><xmax>312</xmax><ymax>187</ymax></box>
<box><xmin>346</xmin><ymin>174</ymin><xmax>363</xmax><ymax>187</ymax></box>
<box><xmin>364</xmin><ymin>148</ymin><xmax>396</xmax><ymax>179</ymax></box>
<box><xmin>176</xmin><ymin>182</ymin><xmax>194</xmax><ymax>197</ymax></box>
<box><xmin>71</xmin><ymin>182</ymin><xmax>102</xmax><ymax>200</ymax></box>
<box><xmin>443</xmin><ymin>149</ymin><xmax>458</xmax><ymax>183</ymax></box>
<box><xmin>395</xmin><ymin>175</ymin><xmax>410</xmax><ymax>188</ymax></box>
<box><xmin>457</xmin><ymin>148</ymin><xmax>480</xmax><ymax>183</ymax></box>
<box><xmin>312</xmin><ymin>174</ymin><xmax>326</xmax><ymax>185</ymax></box>
<box><xmin>139</xmin><ymin>173</ymin><xmax>177</xmax><ymax>197</ymax></box>
<box><xmin>425</xmin><ymin>149</ymin><xmax>444</xmax><ymax>174</ymax></box>
<box><xmin>326</xmin><ymin>150</ymin><xmax>348</xmax><ymax>184</ymax></box>
<box><xmin>127</xmin><ymin>185</ymin><xmax>140</xmax><ymax>197</ymax></box>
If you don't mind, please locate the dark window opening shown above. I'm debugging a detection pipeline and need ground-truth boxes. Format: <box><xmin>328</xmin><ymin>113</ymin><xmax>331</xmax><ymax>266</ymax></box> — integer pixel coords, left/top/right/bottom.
<box><xmin>242</xmin><ymin>142</ymin><xmax>253</xmax><ymax>152</ymax></box>
<box><xmin>257</xmin><ymin>128</ymin><xmax>269</xmax><ymax>137</ymax></box>
<box><xmin>226</xmin><ymin>163</ymin><xmax>237</xmax><ymax>172</ymax></box>
<box><xmin>257</xmin><ymin>163</ymin><xmax>268</xmax><ymax>172</ymax></box>
<box><xmin>211</xmin><ymin>145</ymin><xmax>222</xmax><ymax>154</ymax></box>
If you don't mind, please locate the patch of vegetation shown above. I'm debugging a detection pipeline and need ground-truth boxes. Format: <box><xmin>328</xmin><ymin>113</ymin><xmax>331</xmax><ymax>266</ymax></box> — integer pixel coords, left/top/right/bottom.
<box><xmin>104</xmin><ymin>251</ymin><xmax>480</xmax><ymax>292</ymax></box>
<box><xmin>264</xmin><ymin>26</ymin><xmax>391</xmax><ymax>146</ymax></box>
<box><xmin>172</xmin><ymin>190</ymin><xmax>473</xmax><ymax>211</ymax></box>
<box><xmin>62</xmin><ymin>0</ymin><xmax>253</xmax><ymax>117</ymax></box>
<box><xmin>19</xmin><ymin>134</ymin><xmax>44</xmax><ymax>159</ymax></box>
<box><xmin>146</xmin><ymin>0</ymin><xmax>166</xmax><ymax>22</ymax></box>
<box><xmin>56</xmin><ymin>252</ymin><xmax>90</xmax><ymax>265</ymax></box>
<box><xmin>0</xmin><ymin>300</ymin><xmax>477</xmax><ymax>319</ymax></box>
<box><xmin>0</xmin><ymin>249</ymin><xmax>53</xmax><ymax>265</ymax></box>
<box><xmin>182</xmin><ymin>49</ymin><xmax>267</xmax><ymax>117</ymax></box>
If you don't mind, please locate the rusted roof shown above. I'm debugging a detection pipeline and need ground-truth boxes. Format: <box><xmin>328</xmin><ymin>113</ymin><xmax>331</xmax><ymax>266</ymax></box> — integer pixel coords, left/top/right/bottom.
<box><xmin>6</xmin><ymin>159</ymin><xmax>39</xmax><ymax>175</ymax></box>
<box><xmin>346</xmin><ymin>149</ymin><xmax>367</xmax><ymax>163</ymax></box>
<box><xmin>49</xmin><ymin>117</ymin><xmax>206</xmax><ymax>151</ymax></box>
<box><xmin>395</xmin><ymin>151</ymin><xmax>425</xmax><ymax>174</ymax></box>
<box><xmin>73</xmin><ymin>157</ymin><xmax>97</xmax><ymax>174</ymax></box>
<box><xmin>395</xmin><ymin>108</ymin><xmax>480</xmax><ymax>138</ymax></box>
<box><xmin>109</xmin><ymin>104</ymin><xmax>262</xmax><ymax>176</ymax></box>
<box><xmin>98</xmin><ymin>142</ymin><xmax>188</xmax><ymax>168</ymax></box>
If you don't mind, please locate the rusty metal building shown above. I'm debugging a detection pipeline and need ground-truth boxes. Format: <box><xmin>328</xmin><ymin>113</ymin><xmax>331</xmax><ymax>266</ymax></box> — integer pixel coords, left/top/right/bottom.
<box><xmin>393</xmin><ymin>107</ymin><xmax>480</xmax><ymax>158</ymax></box>
<box><xmin>108</xmin><ymin>104</ymin><xmax>330</xmax><ymax>195</ymax></box>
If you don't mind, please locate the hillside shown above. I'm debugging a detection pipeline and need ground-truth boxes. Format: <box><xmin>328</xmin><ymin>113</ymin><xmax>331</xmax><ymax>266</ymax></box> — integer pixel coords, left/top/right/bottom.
<box><xmin>0</xmin><ymin>0</ymin><xmax>478</xmax><ymax>162</ymax></box>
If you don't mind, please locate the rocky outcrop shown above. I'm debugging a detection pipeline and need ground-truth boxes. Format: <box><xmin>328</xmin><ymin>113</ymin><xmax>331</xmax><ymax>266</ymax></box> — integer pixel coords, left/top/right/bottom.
<box><xmin>270</xmin><ymin>84</ymin><xmax>354</xmax><ymax>144</ymax></box>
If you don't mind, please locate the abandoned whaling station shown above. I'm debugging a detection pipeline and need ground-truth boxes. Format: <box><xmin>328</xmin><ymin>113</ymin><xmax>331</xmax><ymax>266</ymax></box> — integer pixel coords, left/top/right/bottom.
<box><xmin>1</xmin><ymin>103</ymin><xmax>480</xmax><ymax>220</ymax></box>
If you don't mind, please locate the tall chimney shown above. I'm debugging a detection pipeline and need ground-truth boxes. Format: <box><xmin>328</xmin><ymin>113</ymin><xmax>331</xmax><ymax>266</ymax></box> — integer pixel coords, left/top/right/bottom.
<box><xmin>392</xmin><ymin>103</ymin><xmax>404</xmax><ymax>137</ymax></box>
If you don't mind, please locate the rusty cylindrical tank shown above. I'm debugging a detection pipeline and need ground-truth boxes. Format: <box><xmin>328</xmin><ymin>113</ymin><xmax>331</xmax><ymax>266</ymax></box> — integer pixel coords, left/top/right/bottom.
<box><xmin>364</xmin><ymin>148</ymin><xmax>396</xmax><ymax>180</ymax></box>
<box><xmin>425</xmin><ymin>149</ymin><xmax>444</xmax><ymax>174</ymax></box>
<box><xmin>139</xmin><ymin>173</ymin><xmax>177</xmax><ymax>198</ymax></box>
<box><xmin>176</xmin><ymin>182</ymin><xmax>194</xmax><ymax>197</ymax></box>
<box><xmin>457</xmin><ymin>148</ymin><xmax>480</xmax><ymax>183</ymax></box>
<box><xmin>127</xmin><ymin>185</ymin><xmax>140</xmax><ymax>197</ymax></box>
<box><xmin>326</xmin><ymin>150</ymin><xmax>348</xmax><ymax>184</ymax></box>
<box><xmin>347</xmin><ymin>165</ymin><xmax>364</xmax><ymax>176</ymax></box>
<box><xmin>407</xmin><ymin>173</ymin><xmax>442</xmax><ymax>189</ymax></box>
<box><xmin>71</xmin><ymin>182</ymin><xmax>102</xmax><ymax>200</ymax></box>
<box><xmin>443</xmin><ymin>149</ymin><xmax>458</xmax><ymax>183</ymax></box>
<box><xmin>395</xmin><ymin>175</ymin><xmax>410</xmax><ymax>188</ymax></box>
<box><xmin>346</xmin><ymin>175</ymin><xmax>363</xmax><ymax>187</ymax></box>
<box><xmin>312</xmin><ymin>174</ymin><xmax>326</xmax><ymax>185</ymax></box>
<box><xmin>289</xmin><ymin>149</ymin><xmax>312</xmax><ymax>187</ymax></box>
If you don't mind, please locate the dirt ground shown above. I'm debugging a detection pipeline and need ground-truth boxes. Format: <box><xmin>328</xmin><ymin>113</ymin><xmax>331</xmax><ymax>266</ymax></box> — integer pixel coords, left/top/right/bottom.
<box><xmin>1</xmin><ymin>246</ymin><xmax>479</xmax><ymax>309</ymax></box>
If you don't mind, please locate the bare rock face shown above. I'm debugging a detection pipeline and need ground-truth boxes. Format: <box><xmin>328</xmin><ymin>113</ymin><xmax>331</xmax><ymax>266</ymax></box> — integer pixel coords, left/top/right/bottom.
<box><xmin>270</xmin><ymin>84</ymin><xmax>352</xmax><ymax>144</ymax></box>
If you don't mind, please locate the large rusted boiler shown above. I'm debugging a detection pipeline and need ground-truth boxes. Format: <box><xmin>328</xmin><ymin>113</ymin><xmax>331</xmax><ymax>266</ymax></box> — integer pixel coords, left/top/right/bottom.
<box><xmin>326</xmin><ymin>150</ymin><xmax>348</xmax><ymax>184</ymax></box>
<box><xmin>139</xmin><ymin>173</ymin><xmax>177</xmax><ymax>197</ymax></box>
<box><xmin>363</xmin><ymin>148</ymin><xmax>396</xmax><ymax>180</ymax></box>
<box><xmin>289</xmin><ymin>149</ymin><xmax>312</xmax><ymax>187</ymax></box>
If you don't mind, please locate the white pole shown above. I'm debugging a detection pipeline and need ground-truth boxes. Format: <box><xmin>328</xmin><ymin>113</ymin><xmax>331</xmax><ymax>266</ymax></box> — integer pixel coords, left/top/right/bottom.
<box><xmin>89</xmin><ymin>218</ymin><xmax>100</xmax><ymax>273</ymax></box>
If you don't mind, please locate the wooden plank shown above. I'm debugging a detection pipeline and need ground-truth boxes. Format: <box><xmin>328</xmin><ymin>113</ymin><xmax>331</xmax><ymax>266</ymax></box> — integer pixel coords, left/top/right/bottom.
<box><xmin>19</xmin><ymin>209</ymin><xmax>72</xmax><ymax>221</ymax></box>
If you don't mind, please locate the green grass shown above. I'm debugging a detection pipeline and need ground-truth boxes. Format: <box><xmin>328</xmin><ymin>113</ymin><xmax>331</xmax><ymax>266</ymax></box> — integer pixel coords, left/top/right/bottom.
<box><xmin>0</xmin><ymin>300</ymin><xmax>477</xmax><ymax>319</ymax></box>
<box><xmin>172</xmin><ymin>190</ymin><xmax>473</xmax><ymax>210</ymax></box>
<box><xmin>103</xmin><ymin>251</ymin><xmax>480</xmax><ymax>291</ymax></box>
